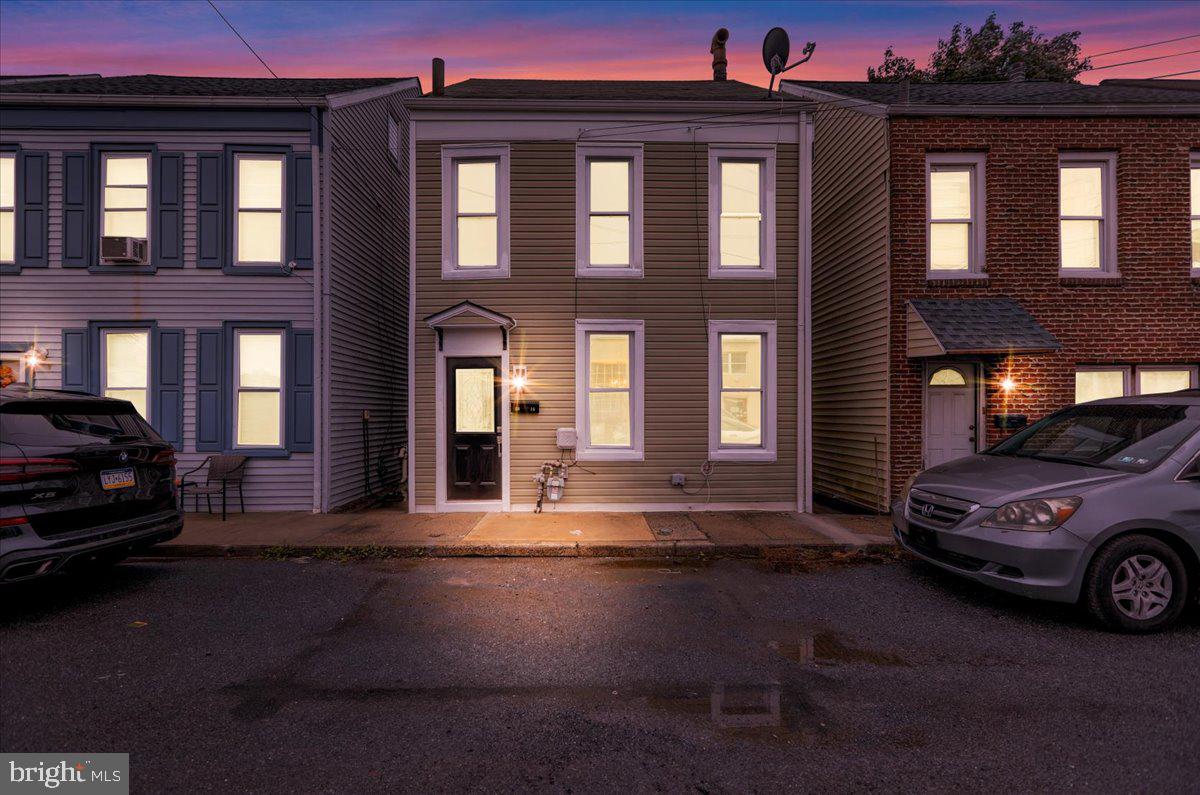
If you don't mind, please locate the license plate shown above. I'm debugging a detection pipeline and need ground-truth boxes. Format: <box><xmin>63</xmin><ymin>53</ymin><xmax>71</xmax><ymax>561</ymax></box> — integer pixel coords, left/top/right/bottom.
<box><xmin>100</xmin><ymin>467</ymin><xmax>136</xmax><ymax>491</ymax></box>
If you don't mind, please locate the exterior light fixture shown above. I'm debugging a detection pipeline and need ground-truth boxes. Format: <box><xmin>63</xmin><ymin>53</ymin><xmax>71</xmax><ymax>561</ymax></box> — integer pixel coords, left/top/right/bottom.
<box><xmin>23</xmin><ymin>348</ymin><xmax>42</xmax><ymax>369</ymax></box>
<box><xmin>511</xmin><ymin>365</ymin><xmax>528</xmax><ymax>392</ymax></box>
<box><xmin>1000</xmin><ymin>377</ymin><xmax>1016</xmax><ymax>392</ymax></box>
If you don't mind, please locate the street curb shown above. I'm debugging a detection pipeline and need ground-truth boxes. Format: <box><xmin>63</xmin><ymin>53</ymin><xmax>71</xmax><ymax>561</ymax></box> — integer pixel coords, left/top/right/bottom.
<box><xmin>138</xmin><ymin>540</ymin><xmax>897</xmax><ymax>561</ymax></box>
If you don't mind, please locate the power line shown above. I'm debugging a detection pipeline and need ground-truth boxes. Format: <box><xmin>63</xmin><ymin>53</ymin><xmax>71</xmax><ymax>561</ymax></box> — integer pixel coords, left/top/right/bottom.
<box><xmin>1087</xmin><ymin>33</ymin><xmax>1200</xmax><ymax>59</ymax></box>
<box><xmin>1086</xmin><ymin>47</ymin><xmax>1200</xmax><ymax>72</ymax></box>
<box><xmin>1148</xmin><ymin>68</ymin><xmax>1200</xmax><ymax>79</ymax></box>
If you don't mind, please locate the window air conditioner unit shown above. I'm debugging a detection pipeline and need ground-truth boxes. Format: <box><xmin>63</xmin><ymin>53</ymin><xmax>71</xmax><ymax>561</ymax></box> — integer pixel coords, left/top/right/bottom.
<box><xmin>100</xmin><ymin>236</ymin><xmax>148</xmax><ymax>264</ymax></box>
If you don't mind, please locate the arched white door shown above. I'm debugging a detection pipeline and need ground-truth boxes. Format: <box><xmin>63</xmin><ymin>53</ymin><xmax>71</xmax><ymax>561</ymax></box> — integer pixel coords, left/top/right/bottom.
<box><xmin>924</xmin><ymin>365</ymin><xmax>975</xmax><ymax>467</ymax></box>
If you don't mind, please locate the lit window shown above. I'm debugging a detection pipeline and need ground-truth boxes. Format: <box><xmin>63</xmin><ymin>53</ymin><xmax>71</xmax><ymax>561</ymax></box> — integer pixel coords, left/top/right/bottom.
<box><xmin>101</xmin><ymin>153</ymin><xmax>150</xmax><ymax>242</ymax></box>
<box><xmin>235</xmin><ymin>154</ymin><xmax>284</xmax><ymax>265</ymax></box>
<box><xmin>102</xmin><ymin>329</ymin><xmax>150</xmax><ymax>420</ymax></box>
<box><xmin>234</xmin><ymin>330</ymin><xmax>283</xmax><ymax>447</ymax></box>
<box><xmin>929</xmin><ymin>367</ymin><xmax>967</xmax><ymax>387</ymax></box>
<box><xmin>709</xmin><ymin>320</ymin><xmax>776</xmax><ymax>461</ymax></box>
<box><xmin>1137</xmin><ymin>367</ymin><xmax>1197</xmax><ymax>396</ymax></box>
<box><xmin>1059</xmin><ymin>153</ymin><xmax>1116</xmax><ymax>274</ymax></box>
<box><xmin>1075</xmin><ymin>368</ymin><xmax>1128</xmax><ymax>403</ymax></box>
<box><xmin>588</xmin><ymin>159</ymin><xmax>631</xmax><ymax>266</ymax></box>
<box><xmin>0</xmin><ymin>153</ymin><xmax>13</xmax><ymax>263</ymax></box>
<box><xmin>574</xmin><ymin>319</ymin><xmax>643</xmax><ymax>460</ymax></box>
<box><xmin>927</xmin><ymin>154</ymin><xmax>985</xmax><ymax>276</ymax></box>
<box><xmin>708</xmin><ymin>146</ymin><xmax>776</xmax><ymax>278</ymax></box>
<box><xmin>441</xmin><ymin>145</ymin><xmax>509</xmax><ymax>278</ymax></box>
<box><xmin>1190</xmin><ymin>155</ymin><xmax>1199</xmax><ymax>274</ymax></box>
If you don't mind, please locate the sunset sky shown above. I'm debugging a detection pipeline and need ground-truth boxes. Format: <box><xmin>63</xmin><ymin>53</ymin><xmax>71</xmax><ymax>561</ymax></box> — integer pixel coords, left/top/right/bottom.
<box><xmin>1</xmin><ymin>0</ymin><xmax>1197</xmax><ymax>89</ymax></box>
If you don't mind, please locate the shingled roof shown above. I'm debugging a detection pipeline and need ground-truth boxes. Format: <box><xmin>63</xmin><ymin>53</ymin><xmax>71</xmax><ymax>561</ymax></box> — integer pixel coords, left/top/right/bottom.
<box><xmin>0</xmin><ymin>74</ymin><xmax>413</xmax><ymax>98</ymax></box>
<box><xmin>436</xmin><ymin>79</ymin><xmax>798</xmax><ymax>102</ymax></box>
<box><xmin>784</xmin><ymin>78</ymin><xmax>1200</xmax><ymax>108</ymax></box>
<box><xmin>906</xmin><ymin>298</ymin><xmax>1061</xmax><ymax>357</ymax></box>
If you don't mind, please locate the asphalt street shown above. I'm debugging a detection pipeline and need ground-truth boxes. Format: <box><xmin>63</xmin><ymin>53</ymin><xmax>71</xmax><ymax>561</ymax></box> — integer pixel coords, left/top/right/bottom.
<box><xmin>2</xmin><ymin>555</ymin><xmax>1197</xmax><ymax>793</ymax></box>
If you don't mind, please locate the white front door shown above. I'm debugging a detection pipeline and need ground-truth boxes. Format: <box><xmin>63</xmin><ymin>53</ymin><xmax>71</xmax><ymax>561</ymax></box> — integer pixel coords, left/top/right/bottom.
<box><xmin>924</xmin><ymin>365</ymin><xmax>976</xmax><ymax>468</ymax></box>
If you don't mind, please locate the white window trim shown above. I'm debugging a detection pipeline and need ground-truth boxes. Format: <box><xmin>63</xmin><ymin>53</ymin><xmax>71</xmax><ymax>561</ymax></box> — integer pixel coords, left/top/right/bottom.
<box><xmin>233</xmin><ymin>153</ymin><xmax>286</xmax><ymax>267</ymax></box>
<box><xmin>708</xmin><ymin>144</ymin><xmax>776</xmax><ymax>279</ymax></box>
<box><xmin>99</xmin><ymin>328</ymin><xmax>151</xmax><ymax>422</ymax></box>
<box><xmin>925</xmin><ymin>152</ymin><xmax>987</xmax><ymax>279</ymax></box>
<box><xmin>232</xmin><ymin>329</ymin><xmax>285</xmax><ymax>450</ymax></box>
<box><xmin>575</xmin><ymin>143</ymin><xmax>643</xmax><ymax>278</ymax></box>
<box><xmin>574</xmin><ymin>319</ymin><xmax>644</xmax><ymax>461</ymax></box>
<box><xmin>1190</xmin><ymin>152</ymin><xmax>1199</xmax><ymax>277</ymax></box>
<box><xmin>440</xmin><ymin>143</ymin><xmax>510</xmax><ymax>280</ymax></box>
<box><xmin>1058</xmin><ymin>151</ymin><xmax>1118</xmax><ymax>278</ymax></box>
<box><xmin>0</xmin><ymin>152</ymin><xmax>14</xmax><ymax>265</ymax></box>
<box><xmin>100</xmin><ymin>152</ymin><xmax>151</xmax><ymax>255</ymax></box>
<box><xmin>708</xmin><ymin>319</ymin><xmax>777</xmax><ymax>462</ymax></box>
<box><xmin>1135</xmin><ymin>364</ymin><xmax>1199</xmax><ymax>395</ymax></box>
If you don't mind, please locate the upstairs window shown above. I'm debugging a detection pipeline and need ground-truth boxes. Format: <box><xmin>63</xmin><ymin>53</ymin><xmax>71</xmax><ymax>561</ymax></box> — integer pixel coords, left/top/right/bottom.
<box><xmin>234</xmin><ymin>330</ymin><xmax>284</xmax><ymax>448</ymax></box>
<box><xmin>708</xmin><ymin>145</ymin><xmax>776</xmax><ymax>279</ymax></box>
<box><xmin>574</xmin><ymin>319</ymin><xmax>644</xmax><ymax>461</ymax></box>
<box><xmin>0</xmin><ymin>153</ymin><xmax>13</xmax><ymax>264</ymax></box>
<box><xmin>441</xmin><ymin>144</ymin><xmax>510</xmax><ymax>279</ymax></box>
<box><xmin>708</xmin><ymin>320</ymin><xmax>777</xmax><ymax>461</ymax></box>
<box><xmin>576</xmin><ymin>144</ymin><xmax>643</xmax><ymax>276</ymax></box>
<box><xmin>235</xmin><ymin>154</ymin><xmax>285</xmax><ymax>265</ymax></box>
<box><xmin>101</xmin><ymin>329</ymin><xmax>150</xmax><ymax>420</ymax></box>
<box><xmin>1059</xmin><ymin>153</ymin><xmax>1116</xmax><ymax>275</ymax></box>
<box><xmin>101</xmin><ymin>153</ymin><xmax>150</xmax><ymax>244</ymax></box>
<box><xmin>1191</xmin><ymin>154</ymin><xmax>1199</xmax><ymax>275</ymax></box>
<box><xmin>926</xmin><ymin>153</ymin><xmax>985</xmax><ymax>277</ymax></box>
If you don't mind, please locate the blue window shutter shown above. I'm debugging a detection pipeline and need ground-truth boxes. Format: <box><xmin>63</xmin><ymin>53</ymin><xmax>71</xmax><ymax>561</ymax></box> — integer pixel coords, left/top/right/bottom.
<box><xmin>61</xmin><ymin>329</ymin><xmax>90</xmax><ymax>392</ymax></box>
<box><xmin>287</xmin><ymin>152</ymin><xmax>314</xmax><ymax>269</ymax></box>
<box><xmin>196</xmin><ymin>329</ymin><xmax>224</xmax><ymax>451</ymax></box>
<box><xmin>154</xmin><ymin>329</ymin><xmax>185</xmax><ymax>445</ymax></box>
<box><xmin>196</xmin><ymin>153</ymin><xmax>224</xmax><ymax>269</ymax></box>
<box><xmin>16</xmin><ymin>151</ymin><xmax>48</xmax><ymax>268</ymax></box>
<box><xmin>62</xmin><ymin>152</ymin><xmax>90</xmax><ymax>268</ymax></box>
<box><xmin>287</xmin><ymin>330</ymin><xmax>314</xmax><ymax>452</ymax></box>
<box><xmin>153</xmin><ymin>153</ymin><xmax>184</xmax><ymax>268</ymax></box>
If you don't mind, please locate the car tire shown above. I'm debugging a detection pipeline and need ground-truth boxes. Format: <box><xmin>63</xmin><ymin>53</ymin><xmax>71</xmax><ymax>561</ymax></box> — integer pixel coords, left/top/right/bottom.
<box><xmin>1083</xmin><ymin>535</ymin><xmax>1189</xmax><ymax>633</ymax></box>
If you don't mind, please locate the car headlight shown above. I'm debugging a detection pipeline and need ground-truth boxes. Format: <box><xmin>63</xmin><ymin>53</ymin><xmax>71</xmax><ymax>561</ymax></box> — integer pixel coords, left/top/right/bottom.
<box><xmin>981</xmin><ymin>497</ymin><xmax>1081</xmax><ymax>532</ymax></box>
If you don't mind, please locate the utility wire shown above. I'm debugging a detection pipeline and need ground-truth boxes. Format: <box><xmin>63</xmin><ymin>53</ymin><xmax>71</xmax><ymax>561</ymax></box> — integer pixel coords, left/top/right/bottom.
<box><xmin>1087</xmin><ymin>33</ymin><xmax>1200</xmax><ymax>59</ymax></box>
<box><xmin>1148</xmin><ymin>68</ymin><xmax>1200</xmax><ymax>79</ymax></box>
<box><xmin>1085</xmin><ymin>47</ymin><xmax>1200</xmax><ymax>72</ymax></box>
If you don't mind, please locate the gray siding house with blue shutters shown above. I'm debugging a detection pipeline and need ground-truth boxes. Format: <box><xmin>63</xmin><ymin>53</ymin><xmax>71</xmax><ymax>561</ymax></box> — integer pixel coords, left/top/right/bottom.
<box><xmin>0</xmin><ymin>74</ymin><xmax>420</xmax><ymax>511</ymax></box>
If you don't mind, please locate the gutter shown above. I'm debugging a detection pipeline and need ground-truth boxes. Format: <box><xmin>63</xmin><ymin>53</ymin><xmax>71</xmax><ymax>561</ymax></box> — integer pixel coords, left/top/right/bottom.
<box><xmin>0</xmin><ymin>93</ymin><xmax>330</xmax><ymax>107</ymax></box>
<box><xmin>403</xmin><ymin>97</ymin><xmax>812</xmax><ymax>114</ymax></box>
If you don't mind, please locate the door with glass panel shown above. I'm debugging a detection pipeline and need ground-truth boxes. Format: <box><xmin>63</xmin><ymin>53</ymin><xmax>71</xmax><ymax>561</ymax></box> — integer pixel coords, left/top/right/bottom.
<box><xmin>447</xmin><ymin>358</ymin><xmax>501</xmax><ymax>501</ymax></box>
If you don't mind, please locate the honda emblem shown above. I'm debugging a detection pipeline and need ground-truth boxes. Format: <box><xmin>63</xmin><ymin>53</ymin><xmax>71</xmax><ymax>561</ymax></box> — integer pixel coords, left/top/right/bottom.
<box><xmin>921</xmin><ymin>503</ymin><xmax>935</xmax><ymax>518</ymax></box>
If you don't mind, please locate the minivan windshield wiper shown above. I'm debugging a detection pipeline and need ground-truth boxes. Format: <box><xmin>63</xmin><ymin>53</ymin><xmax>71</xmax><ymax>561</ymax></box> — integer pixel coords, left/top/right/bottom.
<box><xmin>1013</xmin><ymin>451</ymin><xmax>1115</xmax><ymax>469</ymax></box>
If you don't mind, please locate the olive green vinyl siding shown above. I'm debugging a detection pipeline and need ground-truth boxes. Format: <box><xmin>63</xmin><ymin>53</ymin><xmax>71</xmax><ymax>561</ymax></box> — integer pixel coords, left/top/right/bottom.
<box><xmin>0</xmin><ymin>131</ymin><xmax>315</xmax><ymax>511</ymax></box>
<box><xmin>413</xmin><ymin>141</ymin><xmax>800</xmax><ymax>509</ymax></box>
<box><xmin>809</xmin><ymin>108</ymin><xmax>890</xmax><ymax>511</ymax></box>
<box><xmin>325</xmin><ymin>88</ymin><xmax>418</xmax><ymax>510</ymax></box>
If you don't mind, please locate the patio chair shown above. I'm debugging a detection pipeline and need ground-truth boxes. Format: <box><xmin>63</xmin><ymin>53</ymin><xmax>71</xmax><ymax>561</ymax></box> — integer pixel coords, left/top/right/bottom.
<box><xmin>179</xmin><ymin>455</ymin><xmax>248</xmax><ymax>521</ymax></box>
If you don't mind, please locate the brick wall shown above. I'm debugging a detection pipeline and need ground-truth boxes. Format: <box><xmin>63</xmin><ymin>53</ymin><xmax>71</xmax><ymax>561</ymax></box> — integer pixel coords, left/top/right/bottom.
<box><xmin>889</xmin><ymin>115</ymin><xmax>1200</xmax><ymax>498</ymax></box>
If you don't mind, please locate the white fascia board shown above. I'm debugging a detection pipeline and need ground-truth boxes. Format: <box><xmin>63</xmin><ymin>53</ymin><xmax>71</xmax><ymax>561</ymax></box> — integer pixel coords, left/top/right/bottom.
<box><xmin>326</xmin><ymin>78</ymin><xmax>422</xmax><ymax>109</ymax></box>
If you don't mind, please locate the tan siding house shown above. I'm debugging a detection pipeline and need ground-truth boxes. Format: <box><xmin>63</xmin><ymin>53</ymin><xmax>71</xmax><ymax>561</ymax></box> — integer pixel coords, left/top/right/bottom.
<box><xmin>405</xmin><ymin>77</ymin><xmax>813</xmax><ymax>513</ymax></box>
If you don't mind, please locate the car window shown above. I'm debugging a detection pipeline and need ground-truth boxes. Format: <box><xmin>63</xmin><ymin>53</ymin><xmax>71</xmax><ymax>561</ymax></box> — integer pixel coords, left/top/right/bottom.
<box><xmin>0</xmin><ymin>404</ymin><xmax>162</xmax><ymax>447</ymax></box>
<box><xmin>987</xmin><ymin>404</ymin><xmax>1200</xmax><ymax>473</ymax></box>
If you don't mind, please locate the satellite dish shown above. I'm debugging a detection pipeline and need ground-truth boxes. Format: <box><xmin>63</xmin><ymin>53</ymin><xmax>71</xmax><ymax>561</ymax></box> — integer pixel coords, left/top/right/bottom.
<box><xmin>763</xmin><ymin>27</ymin><xmax>790</xmax><ymax>75</ymax></box>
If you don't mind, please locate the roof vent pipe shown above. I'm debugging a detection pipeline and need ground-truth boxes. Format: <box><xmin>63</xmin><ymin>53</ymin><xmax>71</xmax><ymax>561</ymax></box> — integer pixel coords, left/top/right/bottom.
<box><xmin>710</xmin><ymin>28</ymin><xmax>729</xmax><ymax>81</ymax></box>
<box><xmin>432</xmin><ymin>58</ymin><xmax>445</xmax><ymax>96</ymax></box>
<box><xmin>899</xmin><ymin>78</ymin><xmax>910</xmax><ymax>104</ymax></box>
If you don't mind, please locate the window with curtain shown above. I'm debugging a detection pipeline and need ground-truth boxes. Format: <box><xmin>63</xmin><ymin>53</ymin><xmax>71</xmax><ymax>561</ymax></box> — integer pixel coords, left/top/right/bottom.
<box><xmin>235</xmin><ymin>330</ymin><xmax>283</xmax><ymax>447</ymax></box>
<box><xmin>718</xmin><ymin>160</ymin><xmax>762</xmax><ymax>268</ymax></box>
<box><xmin>586</xmin><ymin>332</ymin><xmax>632</xmax><ymax>448</ymax></box>
<box><xmin>235</xmin><ymin>154</ymin><xmax>284</xmax><ymax>265</ymax></box>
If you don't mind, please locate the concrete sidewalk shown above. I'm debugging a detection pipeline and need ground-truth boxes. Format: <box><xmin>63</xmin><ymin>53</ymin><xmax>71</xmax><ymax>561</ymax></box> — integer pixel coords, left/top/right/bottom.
<box><xmin>150</xmin><ymin>508</ymin><xmax>894</xmax><ymax>558</ymax></box>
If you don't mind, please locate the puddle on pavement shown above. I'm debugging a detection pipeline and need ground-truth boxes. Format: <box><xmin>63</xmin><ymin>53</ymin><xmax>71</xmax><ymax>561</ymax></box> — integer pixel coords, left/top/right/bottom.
<box><xmin>768</xmin><ymin>631</ymin><xmax>910</xmax><ymax>667</ymax></box>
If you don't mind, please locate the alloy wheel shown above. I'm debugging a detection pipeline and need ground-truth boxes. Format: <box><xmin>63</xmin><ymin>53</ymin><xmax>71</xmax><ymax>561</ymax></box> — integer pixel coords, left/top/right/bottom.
<box><xmin>1110</xmin><ymin>554</ymin><xmax>1173</xmax><ymax>621</ymax></box>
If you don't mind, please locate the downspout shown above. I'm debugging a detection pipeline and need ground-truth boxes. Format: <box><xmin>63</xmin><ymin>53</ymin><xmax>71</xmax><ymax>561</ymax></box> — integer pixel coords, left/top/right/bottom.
<box><xmin>319</xmin><ymin>106</ymin><xmax>334</xmax><ymax>512</ymax></box>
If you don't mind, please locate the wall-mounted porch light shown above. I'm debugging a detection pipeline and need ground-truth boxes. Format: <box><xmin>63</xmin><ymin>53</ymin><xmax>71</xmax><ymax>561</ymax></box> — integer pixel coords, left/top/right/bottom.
<box><xmin>510</xmin><ymin>365</ymin><xmax>528</xmax><ymax>393</ymax></box>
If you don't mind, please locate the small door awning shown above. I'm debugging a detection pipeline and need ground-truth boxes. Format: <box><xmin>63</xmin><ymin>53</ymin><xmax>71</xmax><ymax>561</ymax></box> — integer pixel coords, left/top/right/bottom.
<box><xmin>424</xmin><ymin>301</ymin><xmax>517</xmax><ymax>349</ymax></box>
<box><xmin>906</xmin><ymin>298</ymin><xmax>1060</xmax><ymax>358</ymax></box>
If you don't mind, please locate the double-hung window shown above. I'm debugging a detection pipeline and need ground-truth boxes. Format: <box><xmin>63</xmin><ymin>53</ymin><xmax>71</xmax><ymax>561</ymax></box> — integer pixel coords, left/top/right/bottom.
<box><xmin>574</xmin><ymin>319</ymin><xmax>644</xmax><ymax>461</ymax></box>
<box><xmin>1059</xmin><ymin>152</ymin><xmax>1117</xmax><ymax>275</ymax></box>
<box><xmin>1190</xmin><ymin>153</ymin><xmax>1199</xmax><ymax>276</ymax></box>
<box><xmin>101</xmin><ymin>329</ymin><xmax>151</xmax><ymax>420</ymax></box>
<box><xmin>0</xmin><ymin>153</ymin><xmax>13</xmax><ymax>264</ymax></box>
<box><xmin>1075</xmin><ymin>365</ymin><xmax>1198</xmax><ymax>403</ymax></box>
<box><xmin>101</xmin><ymin>153</ymin><xmax>150</xmax><ymax>246</ymax></box>
<box><xmin>441</xmin><ymin>144</ymin><xmax>509</xmax><ymax>279</ymax></box>
<box><xmin>709</xmin><ymin>145</ymin><xmax>776</xmax><ymax>278</ymax></box>
<box><xmin>576</xmin><ymin>144</ymin><xmax>643</xmax><ymax>276</ymax></box>
<box><xmin>235</xmin><ymin>153</ymin><xmax>285</xmax><ymax>266</ymax></box>
<box><xmin>234</xmin><ymin>330</ymin><xmax>284</xmax><ymax>448</ymax></box>
<box><xmin>926</xmin><ymin>153</ymin><xmax>985</xmax><ymax>277</ymax></box>
<box><xmin>708</xmin><ymin>320</ymin><xmax>776</xmax><ymax>461</ymax></box>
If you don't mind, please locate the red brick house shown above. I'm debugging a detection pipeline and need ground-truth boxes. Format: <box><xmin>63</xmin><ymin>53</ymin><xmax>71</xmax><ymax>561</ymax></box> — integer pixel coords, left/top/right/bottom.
<box><xmin>783</xmin><ymin>78</ymin><xmax>1200</xmax><ymax>511</ymax></box>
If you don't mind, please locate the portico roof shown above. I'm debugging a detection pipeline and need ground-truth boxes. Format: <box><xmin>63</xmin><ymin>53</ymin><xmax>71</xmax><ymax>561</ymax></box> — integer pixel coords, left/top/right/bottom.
<box><xmin>906</xmin><ymin>298</ymin><xmax>1061</xmax><ymax>357</ymax></box>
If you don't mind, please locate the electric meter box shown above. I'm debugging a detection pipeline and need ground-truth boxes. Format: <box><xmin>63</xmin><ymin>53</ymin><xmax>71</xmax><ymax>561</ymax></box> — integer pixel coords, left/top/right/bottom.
<box><xmin>556</xmin><ymin>427</ymin><xmax>577</xmax><ymax>450</ymax></box>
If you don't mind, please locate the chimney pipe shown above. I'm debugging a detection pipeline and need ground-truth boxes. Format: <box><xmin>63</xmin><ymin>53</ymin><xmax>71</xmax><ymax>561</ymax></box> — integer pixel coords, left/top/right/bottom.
<box><xmin>710</xmin><ymin>28</ymin><xmax>729</xmax><ymax>81</ymax></box>
<box><xmin>432</xmin><ymin>57</ymin><xmax>445</xmax><ymax>96</ymax></box>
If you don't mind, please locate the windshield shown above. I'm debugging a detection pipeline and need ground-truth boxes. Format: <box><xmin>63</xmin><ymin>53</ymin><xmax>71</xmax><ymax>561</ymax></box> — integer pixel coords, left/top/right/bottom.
<box><xmin>986</xmin><ymin>404</ymin><xmax>1200</xmax><ymax>473</ymax></box>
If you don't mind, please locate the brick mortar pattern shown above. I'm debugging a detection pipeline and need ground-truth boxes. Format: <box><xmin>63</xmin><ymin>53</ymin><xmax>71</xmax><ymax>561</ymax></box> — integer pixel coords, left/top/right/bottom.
<box><xmin>889</xmin><ymin>115</ymin><xmax>1200</xmax><ymax>499</ymax></box>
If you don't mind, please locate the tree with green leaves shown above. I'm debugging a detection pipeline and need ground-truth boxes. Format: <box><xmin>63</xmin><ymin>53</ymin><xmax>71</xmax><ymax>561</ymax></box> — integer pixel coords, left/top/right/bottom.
<box><xmin>868</xmin><ymin>13</ymin><xmax>1091</xmax><ymax>83</ymax></box>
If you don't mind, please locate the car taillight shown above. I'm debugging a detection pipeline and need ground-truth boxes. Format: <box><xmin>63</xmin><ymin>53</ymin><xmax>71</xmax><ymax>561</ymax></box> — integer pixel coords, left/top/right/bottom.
<box><xmin>0</xmin><ymin>458</ymin><xmax>80</xmax><ymax>483</ymax></box>
<box><xmin>152</xmin><ymin>449</ymin><xmax>177</xmax><ymax>467</ymax></box>
<box><xmin>0</xmin><ymin>515</ymin><xmax>30</xmax><ymax>527</ymax></box>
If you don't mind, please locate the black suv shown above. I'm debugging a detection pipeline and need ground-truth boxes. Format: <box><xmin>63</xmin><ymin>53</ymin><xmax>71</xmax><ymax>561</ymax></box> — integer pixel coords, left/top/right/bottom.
<box><xmin>0</xmin><ymin>386</ymin><xmax>183</xmax><ymax>581</ymax></box>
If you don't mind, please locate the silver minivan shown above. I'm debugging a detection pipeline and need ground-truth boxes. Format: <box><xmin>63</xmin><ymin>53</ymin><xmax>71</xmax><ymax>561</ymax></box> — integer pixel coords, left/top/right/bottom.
<box><xmin>893</xmin><ymin>390</ymin><xmax>1200</xmax><ymax>633</ymax></box>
